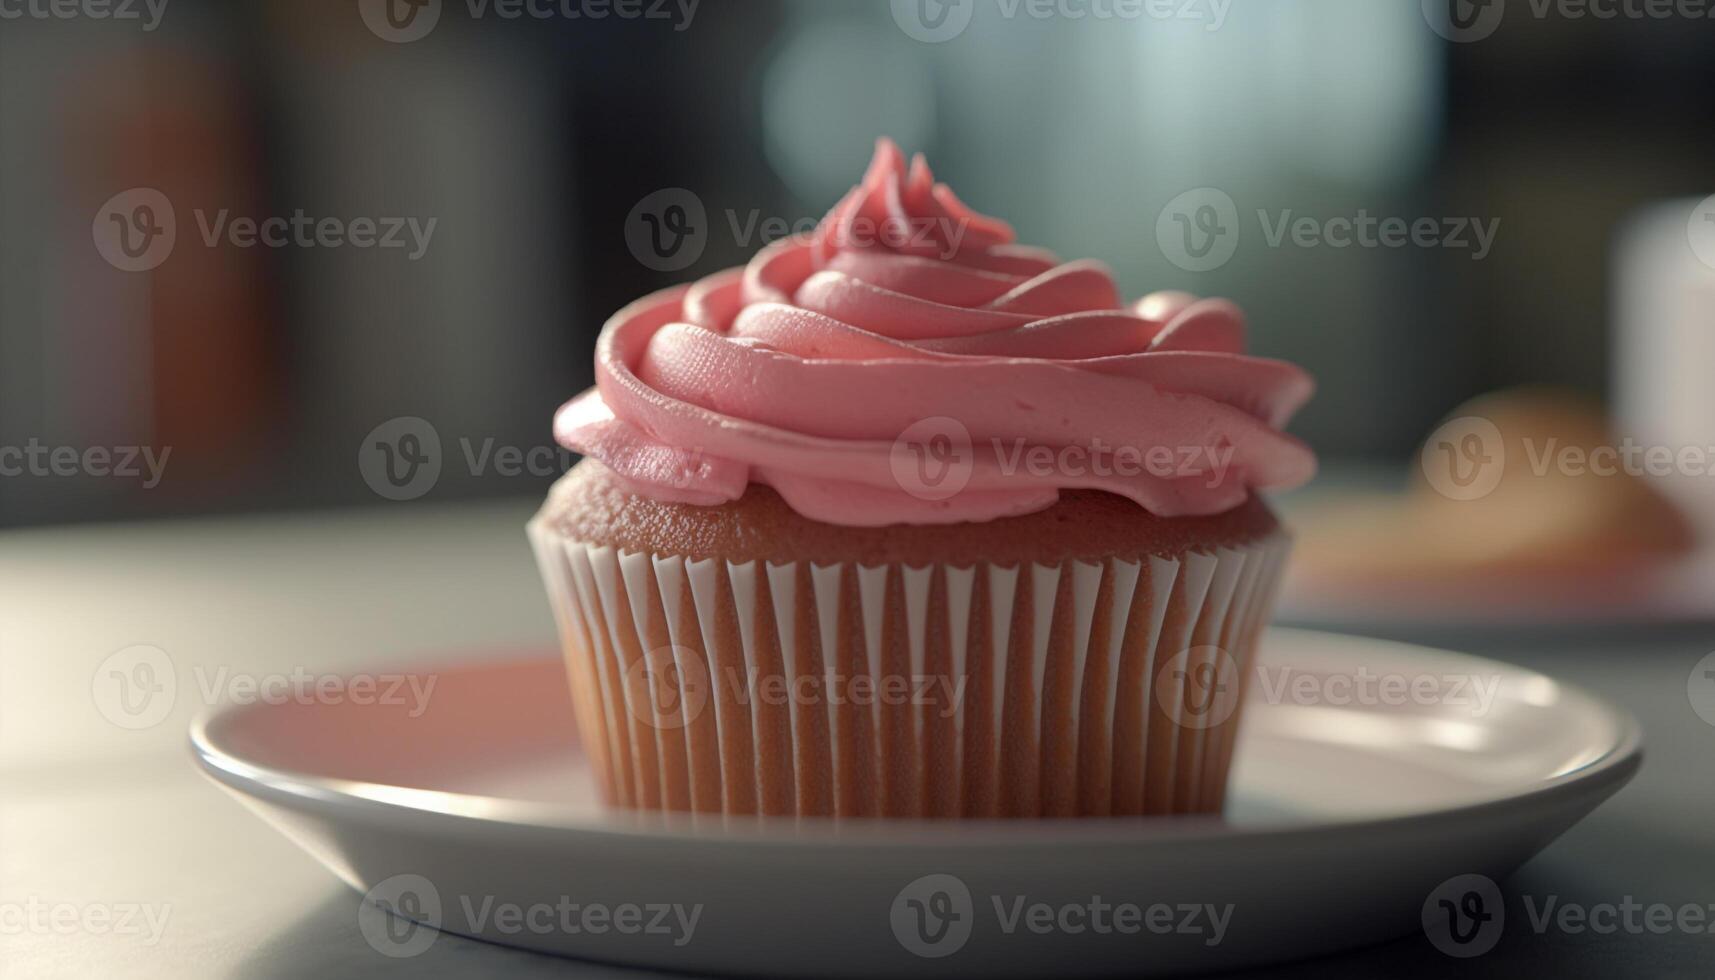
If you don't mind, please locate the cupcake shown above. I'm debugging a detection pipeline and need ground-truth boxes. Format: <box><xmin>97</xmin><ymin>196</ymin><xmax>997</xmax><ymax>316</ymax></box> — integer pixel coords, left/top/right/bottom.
<box><xmin>529</xmin><ymin>139</ymin><xmax>1315</xmax><ymax>819</ymax></box>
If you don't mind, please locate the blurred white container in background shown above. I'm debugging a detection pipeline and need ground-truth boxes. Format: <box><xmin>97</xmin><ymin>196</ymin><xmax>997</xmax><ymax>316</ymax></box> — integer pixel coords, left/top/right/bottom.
<box><xmin>1614</xmin><ymin>195</ymin><xmax>1715</xmax><ymax>535</ymax></box>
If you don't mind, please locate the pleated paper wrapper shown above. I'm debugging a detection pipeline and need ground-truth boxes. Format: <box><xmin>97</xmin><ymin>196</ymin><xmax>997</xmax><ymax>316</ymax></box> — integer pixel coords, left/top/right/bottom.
<box><xmin>529</xmin><ymin>520</ymin><xmax>1290</xmax><ymax>820</ymax></box>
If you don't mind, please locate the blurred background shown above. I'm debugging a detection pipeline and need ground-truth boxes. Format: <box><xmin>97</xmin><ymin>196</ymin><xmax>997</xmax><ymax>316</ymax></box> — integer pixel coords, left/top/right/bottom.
<box><xmin>3</xmin><ymin>0</ymin><xmax>1714</xmax><ymax>527</ymax></box>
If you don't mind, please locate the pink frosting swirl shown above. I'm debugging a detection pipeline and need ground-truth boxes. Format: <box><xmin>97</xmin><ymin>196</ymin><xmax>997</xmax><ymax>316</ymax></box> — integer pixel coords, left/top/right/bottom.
<box><xmin>558</xmin><ymin>139</ymin><xmax>1315</xmax><ymax>527</ymax></box>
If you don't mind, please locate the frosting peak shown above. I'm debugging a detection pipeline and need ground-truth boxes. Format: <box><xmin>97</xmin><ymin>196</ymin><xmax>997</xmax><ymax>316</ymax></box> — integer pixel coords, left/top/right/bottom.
<box><xmin>558</xmin><ymin>139</ymin><xmax>1315</xmax><ymax>526</ymax></box>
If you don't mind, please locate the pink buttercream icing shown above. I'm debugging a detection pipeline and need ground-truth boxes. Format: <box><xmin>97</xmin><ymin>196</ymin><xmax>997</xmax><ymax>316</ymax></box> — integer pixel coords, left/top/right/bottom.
<box><xmin>556</xmin><ymin>139</ymin><xmax>1316</xmax><ymax>527</ymax></box>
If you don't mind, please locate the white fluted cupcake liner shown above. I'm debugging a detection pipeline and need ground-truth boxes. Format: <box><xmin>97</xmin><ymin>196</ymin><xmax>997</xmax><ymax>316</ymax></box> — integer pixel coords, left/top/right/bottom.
<box><xmin>528</xmin><ymin>520</ymin><xmax>1290</xmax><ymax>819</ymax></box>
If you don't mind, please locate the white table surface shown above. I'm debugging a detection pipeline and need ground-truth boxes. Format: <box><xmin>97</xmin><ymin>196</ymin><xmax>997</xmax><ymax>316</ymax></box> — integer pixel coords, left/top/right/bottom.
<box><xmin>3</xmin><ymin>499</ymin><xmax>1713</xmax><ymax>978</ymax></box>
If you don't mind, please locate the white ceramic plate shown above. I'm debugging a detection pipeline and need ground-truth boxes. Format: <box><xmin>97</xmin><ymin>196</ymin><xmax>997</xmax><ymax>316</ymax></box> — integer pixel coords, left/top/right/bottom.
<box><xmin>191</xmin><ymin>628</ymin><xmax>1640</xmax><ymax>977</ymax></box>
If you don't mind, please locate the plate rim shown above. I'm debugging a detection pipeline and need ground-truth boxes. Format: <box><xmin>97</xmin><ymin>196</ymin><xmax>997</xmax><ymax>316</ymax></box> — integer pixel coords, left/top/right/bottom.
<box><xmin>188</xmin><ymin>628</ymin><xmax>1644</xmax><ymax>850</ymax></box>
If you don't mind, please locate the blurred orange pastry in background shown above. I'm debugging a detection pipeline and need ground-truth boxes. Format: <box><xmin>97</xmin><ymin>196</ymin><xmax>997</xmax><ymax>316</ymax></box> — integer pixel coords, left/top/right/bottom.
<box><xmin>1290</xmin><ymin>388</ymin><xmax>1696</xmax><ymax>606</ymax></box>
